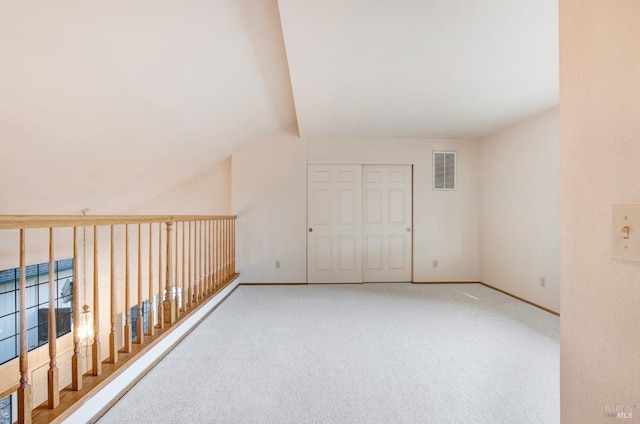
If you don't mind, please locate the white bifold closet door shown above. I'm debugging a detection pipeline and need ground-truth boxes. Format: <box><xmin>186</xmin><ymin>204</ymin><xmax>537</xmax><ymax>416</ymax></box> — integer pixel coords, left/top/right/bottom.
<box><xmin>307</xmin><ymin>164</ymin><xmax>363</xmax><ymax>284</ymax></box>
<box><xmin>362</xmin><ymin>165</ymin><xmax>412</xmax><ymax>282</ymax></box>
<box><xmin>307</xmin><ymin>164</ymin><xmax>412</xmax><ymax>284</ymax></box>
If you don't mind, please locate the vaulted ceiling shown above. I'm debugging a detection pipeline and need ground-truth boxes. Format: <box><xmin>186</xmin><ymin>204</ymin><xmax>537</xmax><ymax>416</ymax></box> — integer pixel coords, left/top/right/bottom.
<box><xmin>0</xmin><ymin>0</ymin><xmax>558</xmax><ymax>213</ymax></box>
<box><xmin>279</xmin><ymin>0</ymin><xmax>558</xmax><ymax>138</ymax></box>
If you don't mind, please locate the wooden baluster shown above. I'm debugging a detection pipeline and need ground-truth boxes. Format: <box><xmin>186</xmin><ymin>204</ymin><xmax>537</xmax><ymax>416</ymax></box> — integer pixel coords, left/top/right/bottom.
<box><xmin>224</xmin><ymin>219</ymin><xmax>229</xmax><ymax>281</ymax></box>
<box><xmin>157</xmin><ymin>223</ymin><xmax>164</xmax><ymax>329</ymax></box>
<box><xmin>181</xmin><ymin>221</ymin><xmax>186</xmax><ymax>312</ymax></box>
<box><xmin>225</xmin><ymin>220</ymin><xmax>228</xmax><ymax>279</ymax></box>
<box><xmin>193</xmin><ymin>221</ymin><xmax>198</xmax><ymax>304</ymax></box>
<box><xmin>228</xmin><ymin>219</ymin><xmax>232</xmax><ymax>278</ymax></box>
<box><xmin>221</xmin><ymin>219</ymin><xmax>226</xmax><ymax>281</ymax></box>
<box><xmin>209</xmin><ymin>220</ymin><xmax>216</xmax><ymax>293</ymax></box>
<box><xmin>218</xmin><ymin>220</ymin><xmax>223</xmax><ymax>283</ymax></box>
<box><xmin>194</xmin><ymin>221</ymin><xmax>199</xmax><ymax>302</ymax></box>
<box><xmin>199</xmin><ymin>220</ymin><xmax>204</xmax><ymax>300</ymax></box>
<box><xmin>214</xmin><ymin>220</ymin><xmax>216</xmax><ymax>293</ymax></box>
<box><xmin>221</xmin><ymin>219</ymin><xmax>225</xmax><ymax>280</ymax></box>
<box><xmin>123</xmin><ymin>225</ymin><xmax>132</xmax><ymax>353</ymax></box>
<box><xmin>164</xmin><ymin>222</ymin><xmax>176</xmax><ymax>324</ymax></box>
<box><xmin>203</xmin><ymin>221</ymin><xmax>211</xmax><ymax>296</ymax></box>
<box><xmin>217</xmin><ymin>221</ymin><xmax>220</xmax><ymax>283</ymax></box>
<box><xmin>194</xmin><ymin>221</ymin><xmax>199</xmax><ymax>301</ymax></box>
<box><xmin>195</xmin><ymin>220</ymin><xmax>199</xmax><ymax>302</ymax></box>
<box><xmin>214</xmin><ymin>220</ymin><xmax>218</xmax><ymax>288</ymax></box>
<box><xmin>221</xmin><ymin>220</ymin><xmax>225</xmax><ymax>283</ymax></box>
<box><xmin>204</xmin><ymin>221</ymin><xmax>208</xmax><ymax>295</ymax></box>
<box><xmin>136</xmin><ymin>224</ymin><xmax>144</xmax><ymax>344</ymax></box>
<box><xmin>47</xmin><ymin>228</ymin><xmax>60</xmax><ymax>408</ymax></box>
<box><xmin>213</xmin><ymin>219</ymin><xmax>221</xmax><ymax>291</ymax></box>
<box><xmin>204</xmin><ymin>221</ymin><xmax>207</xmax><ymax>296</ymax></box>
<box><xmin>228</xmin><ymin>219</ymin><xmax>232</xmax><ymax>277</ymax></box>
<box><xmin>223</xmin><ymin>219</ymin><xmax>228</xmax><ymax>280</ymax></box>
<box><xmin>71</xmin><ymin>227</ymin><xmax>83</xmax><ymax>390</ymax></box>
<box><xmin>212</xmin><ymin>220</ymin><xmax>216</xmax><ymax>292</ymax></box>
<box><xmin>187</xmin><ymin>221</ymin><xmax>192</xmax><ymax>309</ymax></box>
<box><xmin>92</xmin><ymin>226</ymin><xmax>102</xmax><ymax>375</ymax></box>
<box><xmin>147</xmin><ymin>223</ymin><xmax>154</xmax><ymax>336</ymax></box>
<box><xmin>203</xmin><ymin>221</ymin><xmax>207</xmax><ymax>296</ymax></box>
<box><xmin>219</xmin><ymin>220</ymin><xmax>223</xmax><ymax>282</ymax></box>
<box><xmin>109</xmin><ymin>226</ymin><xmax>118</xmax><ymax>363</ymax></box>
<box><xmin>18</xmin><ymin>229</ymin><xmax>32</xmax><ymax>424</ymax></box>
<box><xmin>227</xmin><ymin>219</ymin><xmax>231</xmax><ymax>279</ymax></box>
<box><xmin>232</xmin><ymin>218</ymin><xmax>236</xmax><ymax>275</ymax></box>
<box><xmin>174</xmin><ymin>222</ymin><xmax>180</xmax><ymax>314</ymax></box>
<box><xmin>211</xmin><ymin>220</ymin><xmax>217</xmax><ymax>292</ymax></box>
<box><xmin>174</xmin><ymin>221</ymin><xmax>179</xmax><ymax>312</ymax></box>
<box><xmin>200</xmin><ymin>221</ymin><xmax>204</xmax><ymax>297</ymax></box>
<box><xmin>217</xmin><ymin>220</ymin><xmax>220</xmax><ymax>284</ymax></box>
<box><xmin>205</xmin><ymin>220</ymin><xmax>210</xmax><ymax>296</ymax></box>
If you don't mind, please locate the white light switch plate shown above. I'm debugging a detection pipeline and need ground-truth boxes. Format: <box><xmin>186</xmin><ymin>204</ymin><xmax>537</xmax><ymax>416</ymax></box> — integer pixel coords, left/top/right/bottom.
<box><xmin>612</xmin><ymin>205</ymin><xmax>640</xmax><ymax>261</ymax></box>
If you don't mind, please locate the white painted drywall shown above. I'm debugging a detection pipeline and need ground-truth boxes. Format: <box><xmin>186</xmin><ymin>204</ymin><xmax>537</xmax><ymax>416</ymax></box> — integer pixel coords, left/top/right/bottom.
<box><xmin>560</xmin><ymin>1</ymin><xmax>640</xmax><ymax>422</ymax></box>
<box><xmin>278</xmin><ymin>0</ymin><xmax>558</xmax><ymax>139</ymax></box>
<box><xmin>0</xmin><ymin>0</ymin><xmax>295</xmax><ymax>215</ymax></box>
<box><xmin>309</xmin><ymin>138</ymin><xmax>480</xmax><ymax>282</ymax></box>
<box><xmin>232</xmin><ymin>131</ymin><xmax>480</xmax><ymax>283</ymax></box>
<box><xmin>231</xmin><ymin>127</ymin><xmax>308</xmax><ymax>283</ymax></box>
<box><xmin>478</xmin><ymin>107</ymin><xmax>560</xmax><ymax>313</ymax></box>
<box><xmin>125</xmin><ymin>158</ymin><xmax>232</xmax><ymax>215</ymax></box>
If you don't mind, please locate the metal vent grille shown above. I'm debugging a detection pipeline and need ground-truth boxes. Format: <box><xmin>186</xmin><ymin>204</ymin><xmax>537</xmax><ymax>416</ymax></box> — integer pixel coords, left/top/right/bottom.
<box><xmin>433</xmin><ymin>151</ymin><xmax>456</xmax><ymax>190</ymax></box>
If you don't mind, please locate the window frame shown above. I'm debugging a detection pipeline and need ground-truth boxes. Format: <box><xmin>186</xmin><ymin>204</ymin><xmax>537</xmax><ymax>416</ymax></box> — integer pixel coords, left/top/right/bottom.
<box><xmin>0</xmin><ymin>259</ymin><xmax>73</xmax><ymax>366</ymax></box>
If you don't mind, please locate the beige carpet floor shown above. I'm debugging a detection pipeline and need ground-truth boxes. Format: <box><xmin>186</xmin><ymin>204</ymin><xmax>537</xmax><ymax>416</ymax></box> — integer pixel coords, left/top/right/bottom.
<box><xmin>97</xmin><ymin>283</ymin><xmax>559</xmax><ymax>424</ymax></box>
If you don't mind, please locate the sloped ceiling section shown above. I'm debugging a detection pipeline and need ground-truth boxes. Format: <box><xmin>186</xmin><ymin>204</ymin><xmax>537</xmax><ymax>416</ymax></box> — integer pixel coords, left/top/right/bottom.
<box><xmin>0</xmin><ymin>0</ymin><xmax>296</xmax><ymax>214</ymax></box>
<box><xmin>278</xmin><ymin>0</ymin><xmax>558</xmax><ymax>139</ymax></box>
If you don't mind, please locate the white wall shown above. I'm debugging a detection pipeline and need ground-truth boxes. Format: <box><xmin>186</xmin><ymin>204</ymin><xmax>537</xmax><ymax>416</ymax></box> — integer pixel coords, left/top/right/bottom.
<box><xmin>560</xmin><ymin>1</ymin><xmax>640</xmax><ymax>422</ymax></box>
<box><xmin>0</xmin><ymin>157</ymin><xmax>232</xmax><ymax>293</ymax></box>
<box><xmin>478</xmin><ymin>107</ymin><xmax>560</xmax><ymax>312</ymax></box>
<box><xmin>232</xmin><ymin>131</ymin><xmax>480</xmax><ymax>283</ymax></box>
<box><xmin>309</xmin><ymin>138</ymin><xmax>479</xmax><ymax>282</ymax></box>
<box><xmin>126</xmin><ymin>157</ymin><xmax>232</xmax><ymax>215</ymax></box>
<box><xmin>0</xmin><ymin>0</ymin><xmax>295</xmax><ymax>215</ymax></box>
<box><xmin>232</xmin><ymin>128</ymin><xmax>308</xmax><ymax>283</ymax></box>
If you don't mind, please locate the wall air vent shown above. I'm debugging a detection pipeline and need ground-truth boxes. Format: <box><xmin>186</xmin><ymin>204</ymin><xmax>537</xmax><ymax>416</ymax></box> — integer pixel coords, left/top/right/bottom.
<box><xmin>433</xmin><ymin>151</ymin><xmax>456</xmax><ymax>190</ymax></box>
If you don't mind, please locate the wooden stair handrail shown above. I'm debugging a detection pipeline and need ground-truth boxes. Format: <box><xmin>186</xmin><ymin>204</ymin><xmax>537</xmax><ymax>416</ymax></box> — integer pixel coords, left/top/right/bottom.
<box><xmin>0</xmin><ymin>215</ymin><xmax>236</xmax><ymax>230</ymax></box>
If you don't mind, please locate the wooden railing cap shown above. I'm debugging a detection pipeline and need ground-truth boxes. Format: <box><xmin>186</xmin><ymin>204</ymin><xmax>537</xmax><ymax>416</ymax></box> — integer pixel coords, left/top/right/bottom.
<box><xmin>0</xmin><ymin>215</ymin><xmax>236</xmax><ymax>230</ymax></box>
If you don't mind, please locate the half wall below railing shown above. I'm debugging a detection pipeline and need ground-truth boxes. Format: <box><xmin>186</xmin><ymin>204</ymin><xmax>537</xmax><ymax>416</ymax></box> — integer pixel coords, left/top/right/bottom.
<box><xmin>0</xmin><ymin>215</ymin><xmax>236</xmax><ymax>424</ymax></box>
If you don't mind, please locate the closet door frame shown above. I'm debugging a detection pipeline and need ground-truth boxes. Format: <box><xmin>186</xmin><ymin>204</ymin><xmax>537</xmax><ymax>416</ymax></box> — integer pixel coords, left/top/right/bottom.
<box><xmin>307</xmin><ymin>163</ymin><xmax>413</xmax><ymax>284</ymax></box>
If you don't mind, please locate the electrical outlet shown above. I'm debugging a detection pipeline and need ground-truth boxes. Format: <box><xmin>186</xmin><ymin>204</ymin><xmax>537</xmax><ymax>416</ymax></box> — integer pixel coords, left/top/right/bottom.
<box><xmin>433</xmin><ymin>260</ymin><xmax>438</xmax><ymax>268</ymax></box>
<box><xmin>540</xmin><ymin>277</ymin><xmax>545</xmax><ymax>288</ymax></box>
<box><xmin>275</xmin><ymin>260</ymin><xmax>280</xmax><ymax>269</ymax></box>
